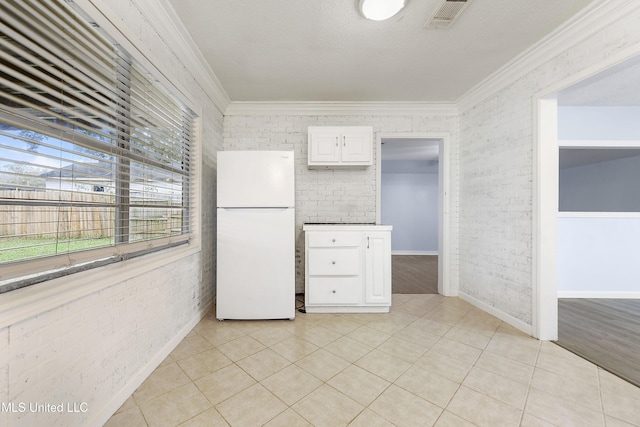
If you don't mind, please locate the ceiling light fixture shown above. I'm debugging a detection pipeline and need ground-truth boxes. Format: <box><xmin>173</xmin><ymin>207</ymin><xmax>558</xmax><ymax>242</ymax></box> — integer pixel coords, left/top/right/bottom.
<box><xmin>359</xmin><ymin>0</ymin><xmax>406</xmax><ymax>21</ymax></box>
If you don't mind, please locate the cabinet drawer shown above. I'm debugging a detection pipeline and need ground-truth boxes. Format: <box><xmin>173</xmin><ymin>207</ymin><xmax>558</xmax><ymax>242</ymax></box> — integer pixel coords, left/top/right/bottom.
<box><xmin>308</xmin><ymin>248</ymin><xmax>360</xmax><ymax>276</ymax></box>
<box><xmin>308</xmin><ymin>277</ymin><xmax>361</xmax><ymax>305</ymax></box>
<box><xmin>308</xmin><ymin>232</ymin><xmax>361</xmax><ymax>248</ymax></box>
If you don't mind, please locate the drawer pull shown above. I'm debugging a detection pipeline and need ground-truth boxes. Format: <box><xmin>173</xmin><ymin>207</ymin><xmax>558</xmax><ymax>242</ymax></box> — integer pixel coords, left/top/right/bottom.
<box><xmin>332</xmin><ymin>239</ymin><xmax>336</xmax><ymax>243</ymax></box>
<box><xmin>331</xmin><ymin>261</ymin><xmax>336</xmax><ymax>265</ymax></box>
<box><xmin>332</xmin><ymin>290</ymin><xmax>336</xmax><ymax>294</ymax></box>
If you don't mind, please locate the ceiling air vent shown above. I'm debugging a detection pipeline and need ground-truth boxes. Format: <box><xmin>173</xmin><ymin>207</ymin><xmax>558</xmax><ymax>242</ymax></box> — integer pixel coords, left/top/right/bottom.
<box><xmin>424</xmin><ymin>0</ymin><xmax>472</xmax><ymax>29</ymax></box>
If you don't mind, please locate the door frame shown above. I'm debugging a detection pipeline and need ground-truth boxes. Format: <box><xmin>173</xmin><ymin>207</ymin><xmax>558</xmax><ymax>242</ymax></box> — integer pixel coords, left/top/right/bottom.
<box><xmin>375</xmin><ymin>132</ymin><xmax>453</xmax><ymax>296</ymax></box>
<box><xmin>533</xmin><ymin>98</ymin><xmax>559</xmax><ymax>340</ymax></box>
<box><xmin>533</xmin><ymin>48</ymin><xmax>640</xmax><ymax>340</ymax></box>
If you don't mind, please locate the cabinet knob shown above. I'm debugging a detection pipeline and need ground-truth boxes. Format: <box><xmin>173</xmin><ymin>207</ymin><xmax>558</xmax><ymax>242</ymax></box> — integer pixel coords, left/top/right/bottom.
<box><xmin>332</xmin><ymin>238</ymin><xmax>336</xmax><ymax>243</ymax></box>
<box><xmin>331</xmin><ymin>261</ymin><xmax>336</xmax><ymax>265</ymax></box>
<box><xmin>332</xmin><ymin>290</ymin><xmax>336</xmax><ymax>294</ymax></box>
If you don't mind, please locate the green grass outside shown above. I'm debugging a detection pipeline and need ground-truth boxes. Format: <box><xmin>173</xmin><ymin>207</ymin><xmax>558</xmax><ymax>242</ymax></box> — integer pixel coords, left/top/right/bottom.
<box><xmin>0</xmin><ymin>237</ymin><xmax>114</xmax><ymax>263</ymax></box>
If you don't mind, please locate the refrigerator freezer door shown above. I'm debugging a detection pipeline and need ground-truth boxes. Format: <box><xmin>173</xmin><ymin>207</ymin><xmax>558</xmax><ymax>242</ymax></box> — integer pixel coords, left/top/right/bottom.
<box><xmin>217</xmin><ymin>151</ymin><xmax>295</xmax><ymax>208</ymax></box>
<box><xmin>216</xmin><ymin>207</ymin><xmax>295</xmax><ymax>320</ymax></box>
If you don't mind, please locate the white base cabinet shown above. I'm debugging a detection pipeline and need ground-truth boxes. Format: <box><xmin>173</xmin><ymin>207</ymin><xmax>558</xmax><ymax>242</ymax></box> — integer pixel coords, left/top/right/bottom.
<box><xmin>303</xmin><ymin>224</ymin><xmax>392</xmax><ymax>313</ymax></box>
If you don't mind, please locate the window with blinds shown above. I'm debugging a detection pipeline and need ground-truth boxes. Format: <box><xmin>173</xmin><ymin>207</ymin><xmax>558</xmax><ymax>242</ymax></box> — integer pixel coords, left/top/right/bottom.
<box><xmin>0</xmin><ymin>0</ymin><xmax>196</xmax><ymax>291</ymax></box>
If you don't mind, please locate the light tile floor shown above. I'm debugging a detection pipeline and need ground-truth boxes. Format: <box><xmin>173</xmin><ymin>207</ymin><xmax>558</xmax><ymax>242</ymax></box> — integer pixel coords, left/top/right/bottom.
<box><xmin>105</xmin><ymin>295</ymin><xmax>640</xmax><ymax>427</ymax></box>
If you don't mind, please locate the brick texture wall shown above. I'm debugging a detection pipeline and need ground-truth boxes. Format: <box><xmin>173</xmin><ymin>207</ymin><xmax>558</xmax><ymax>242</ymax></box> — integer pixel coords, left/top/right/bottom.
<box><xmin>0</xmin><ymin>0</ymin><xmax>222</xmax><ymax>425</ymax></box>
<box><xmin>223</xmin><ymin>114</ymin><xmax>459</xmax><ymax>293</ymax></box>
<box><xmin>459</xmin><ymin>88</ymin><xmax>534</xmax><ymax>324</ymax></box>
<box><xmin>458</xmin><ymin>5</ymin><xmax>640</xmax><ymax>325</ymax></box>
<box><xmin>3</xmin><ymin>254</ymin><xmax>202</xmax><ymax>427</ymax></box>
<box><xmin>4</xmin><ymin>2</ymin><xmax>639</xmax><ymax>425</ymax></box>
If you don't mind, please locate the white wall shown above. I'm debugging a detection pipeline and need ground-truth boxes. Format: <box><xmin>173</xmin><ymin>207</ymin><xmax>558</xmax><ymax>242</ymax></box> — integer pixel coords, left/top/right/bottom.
<box><xmin>558</xmin><ymin>214</ymin><xmax>640</xmax><ymax>297</ymax></box>
<box><xmin>457</xmin><ymin>3</ymin><xmax>640</xmax><ymax>328</ymax></box>
<box><xmin>222</xmin><ymin>113</ymin><xmax>459</xmax><ymax>293</ymax></box>
<box><xmin>557</xmin><ymin>105</ymin><xmax>640</xmax><ymax>296</ymax></box>
<box><xmin>381</xmin><ymin>164</ymin><xmax>438</xmax><ymax>253</ymax></box>
<box><xmin>558</xmin><ymin>106</ymin><xmax>640</xmax><ymax>140</ymax></box>
<box><xmin>0</xmin><ymin>0</ymin><xmax>223</xmax><ymax>426</ymax></box>
<box><xmin>558</xmin><ymin>105</ymin><xmax>640</xmax><ymax>211</ymax></box>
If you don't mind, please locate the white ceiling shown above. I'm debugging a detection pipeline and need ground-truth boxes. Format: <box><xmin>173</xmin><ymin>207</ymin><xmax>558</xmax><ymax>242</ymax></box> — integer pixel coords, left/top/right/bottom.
<box><xmin>166</xmin><ymin>0</ymin><xmax>594</xmax><ymax>102</ymax></box>
<box><xmin>382</xmin><ymin>138</ymin><xmax>440</xmax><ymax>173</ymax></box>
<box><xmin>382</xmin><ymin>138</ymin><xmax>439</xmax><ymax>161</ymax></box>
<box><xmin>165</xmin><ymin>0</ymin><xmax>640</xmax><ymax>168</ymax></box>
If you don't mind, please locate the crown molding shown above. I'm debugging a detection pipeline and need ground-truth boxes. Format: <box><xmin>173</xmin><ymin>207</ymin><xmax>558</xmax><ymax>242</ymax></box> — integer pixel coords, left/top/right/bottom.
<box><xmin>139</xmin><ymin>0</ymin><xmax>231</xmax><ymax>114</ymax></box>
<box><xmin>224</xmin><ymin>101</ymin><xmax>458</xmax><ymax>117</ymax></box>
<box><xmin>457</xmin><ymin>0</ymin><xmax>640</xmax><ymax>113</ymax></box>
<box><xmin>85</xmin><ymin>0</ymin><xmax>230</xmax><ymax>115</ymax></box>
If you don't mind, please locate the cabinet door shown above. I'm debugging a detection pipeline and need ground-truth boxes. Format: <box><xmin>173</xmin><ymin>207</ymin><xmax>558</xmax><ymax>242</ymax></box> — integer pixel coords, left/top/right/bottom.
<box><xmin>364</xmin><ymin>231</ymin><xmax>391</xmax><ymax>304</ymax></box>
<box><xmin>341</xmin><ymin>132</ymin><xmax>372</xmax><ymax>164</ymax></box>
<box><xmin>309</xmin><ymin>132</ymin><xmax>340</xmax><ymax>164</ymax></box>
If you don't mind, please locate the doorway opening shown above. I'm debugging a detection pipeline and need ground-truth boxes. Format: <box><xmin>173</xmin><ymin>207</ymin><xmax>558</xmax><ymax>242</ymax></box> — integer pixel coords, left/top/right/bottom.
<box><xmin>535</xmin><ymin>54</ymin><xmax>640</xmax><ymax>385</ymax></box>
<box><xmin>376</xmin><ymin>133</ymin><xmax>452</xmax><ymax>296</ymax></box>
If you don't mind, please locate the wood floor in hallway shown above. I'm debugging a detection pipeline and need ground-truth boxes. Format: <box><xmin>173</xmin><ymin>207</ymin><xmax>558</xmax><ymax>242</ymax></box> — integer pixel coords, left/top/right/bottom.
<box><xmin>557</xmin><ymin>298</ymin><xmax>640</xmax><ymax>388</ymax></box>
<box><xmin>391</xmin><ymin>255</ymin><xmax>438</xmax><ymax>294</ymax></box>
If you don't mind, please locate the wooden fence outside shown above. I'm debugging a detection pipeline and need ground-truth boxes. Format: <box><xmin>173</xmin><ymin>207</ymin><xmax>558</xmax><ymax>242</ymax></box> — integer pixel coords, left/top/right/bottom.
<box><xmin>0</xmin><ymin>190</ymin><xmax>182</xmax><ymax>240</ymax></box>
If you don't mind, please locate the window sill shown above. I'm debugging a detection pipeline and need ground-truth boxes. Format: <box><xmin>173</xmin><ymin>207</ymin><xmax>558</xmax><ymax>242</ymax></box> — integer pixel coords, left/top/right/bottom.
<box><xmin>0</xmin><ymin>243</ymin><xmax>200</xmax><ymax>329</ymax></box>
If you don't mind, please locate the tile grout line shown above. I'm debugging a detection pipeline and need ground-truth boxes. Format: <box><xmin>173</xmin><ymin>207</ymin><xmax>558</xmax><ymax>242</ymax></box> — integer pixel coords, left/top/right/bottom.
<box><xmin>435</xmin><ymin>306</ymin><xmax>504</xmax><ymax>426</ymax></box>
<box><xmin>109</xmin><ymin>295</ymin><xmax>632</xmax><ymax>426</ymax></box>
<box><xmin>518</xmin><ymin>336</ymin><xmax>543</xmax><ymax>427</ymax></box>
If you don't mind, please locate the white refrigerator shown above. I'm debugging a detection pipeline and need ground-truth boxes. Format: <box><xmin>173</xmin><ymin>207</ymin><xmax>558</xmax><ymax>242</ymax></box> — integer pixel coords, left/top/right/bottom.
<box><xmin>216</xmin><ymin>151</ymin><xmax>295</xmax><ymax>320</ymax></box>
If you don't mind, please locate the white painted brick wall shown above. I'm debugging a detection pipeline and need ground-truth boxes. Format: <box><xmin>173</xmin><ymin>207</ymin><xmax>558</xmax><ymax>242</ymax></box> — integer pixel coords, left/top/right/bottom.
<box><xmin>6</xmin><ymin>3</ymin><xmax>634</xmax><ymax>424</ymax></box>
<box><xmin>459</xmin><ymin>87</ymin><xmax>534</xmax><ymax>323</ymax></box>
<box><xmin>201</xmin><ymin>114</ymin><xmax>224</xmax><ymax>303</ymax></box>
<box><xmin>0</xmin><ymin>327</ymin><xmax>8</xmax><ymax>427</ymax></box>
<box><xmin>0</xmin><ymin>0</ymin><xmax>222</xmax><ymax>425</ymax></box>
<box><xmin>459</xmin><ymin>7</ymin><xmax>640</xmax><ymax>325</ymax></box>
<box><xmin>223</xmin><ymin>114</ymin><xmax>459</xmax><ymax>293</ymax></box>
<box><xmin>4</xmin><ymin>255</ymin><xmax>202</xmax><ymax>427</ymax></box>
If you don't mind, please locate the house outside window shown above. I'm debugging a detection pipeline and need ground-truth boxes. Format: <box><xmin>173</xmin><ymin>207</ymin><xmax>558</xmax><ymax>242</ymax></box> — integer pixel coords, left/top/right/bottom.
<box><xmin>0</xmin><ymin>0</ymin><xmax>196</xmax><ymax>292</ymax></box>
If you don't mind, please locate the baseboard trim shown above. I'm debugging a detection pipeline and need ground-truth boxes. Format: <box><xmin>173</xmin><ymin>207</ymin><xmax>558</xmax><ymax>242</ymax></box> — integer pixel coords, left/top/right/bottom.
<box><xmin>458</xmin><ymin>291</ymin><xmax>532</xmax><ymax>336</ymax></box>
<box><xmin>392</xmin><ymin>251</ymin><xmax>438</xmax><ymax>256</ymax></box>
<box><xmin>91</xmin><ymin>299</ymin><xmax>213</xmax><ymax>427</ymax></box>
<box><xmin>558</xmin><ymin>291</ymin><xmax>640</xmax><ymax>299</ymax></box>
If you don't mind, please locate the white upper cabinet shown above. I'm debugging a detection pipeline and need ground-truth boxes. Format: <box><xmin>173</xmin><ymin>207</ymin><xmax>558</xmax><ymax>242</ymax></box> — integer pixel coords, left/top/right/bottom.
<box><xmin>308</xmin><ymin>126</ymin><xmax>373</xmax><ymax>166</ymax></box>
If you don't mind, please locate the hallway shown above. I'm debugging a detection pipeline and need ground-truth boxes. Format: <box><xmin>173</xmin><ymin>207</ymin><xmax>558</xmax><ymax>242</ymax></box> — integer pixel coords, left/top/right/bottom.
<box><xmin>392</xmin><ymin>255</ymin><xmax>438</xmax><ymax>294</ymax></box>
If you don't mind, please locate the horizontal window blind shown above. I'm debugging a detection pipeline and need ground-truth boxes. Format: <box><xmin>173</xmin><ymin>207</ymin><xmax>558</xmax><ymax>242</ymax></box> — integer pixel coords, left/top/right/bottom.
<box><xmin>0</xmin><ymin>0</ymin><xmax>196</xmax><ymax>289</ymax></box>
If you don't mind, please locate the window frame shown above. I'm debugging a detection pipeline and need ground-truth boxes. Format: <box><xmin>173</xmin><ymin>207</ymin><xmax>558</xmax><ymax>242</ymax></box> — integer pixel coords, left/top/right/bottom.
<box><xmin>0</xmin><ymin>0</ymin><xmax>199</xmax><ymax>292</ymax></box>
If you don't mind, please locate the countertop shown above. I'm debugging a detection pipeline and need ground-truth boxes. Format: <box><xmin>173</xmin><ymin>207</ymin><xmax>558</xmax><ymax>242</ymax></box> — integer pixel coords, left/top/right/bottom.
<box><xmin>303</xmin><ymin>223</ymin><xmax>392</xmax><ymax>231</ymax></box>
